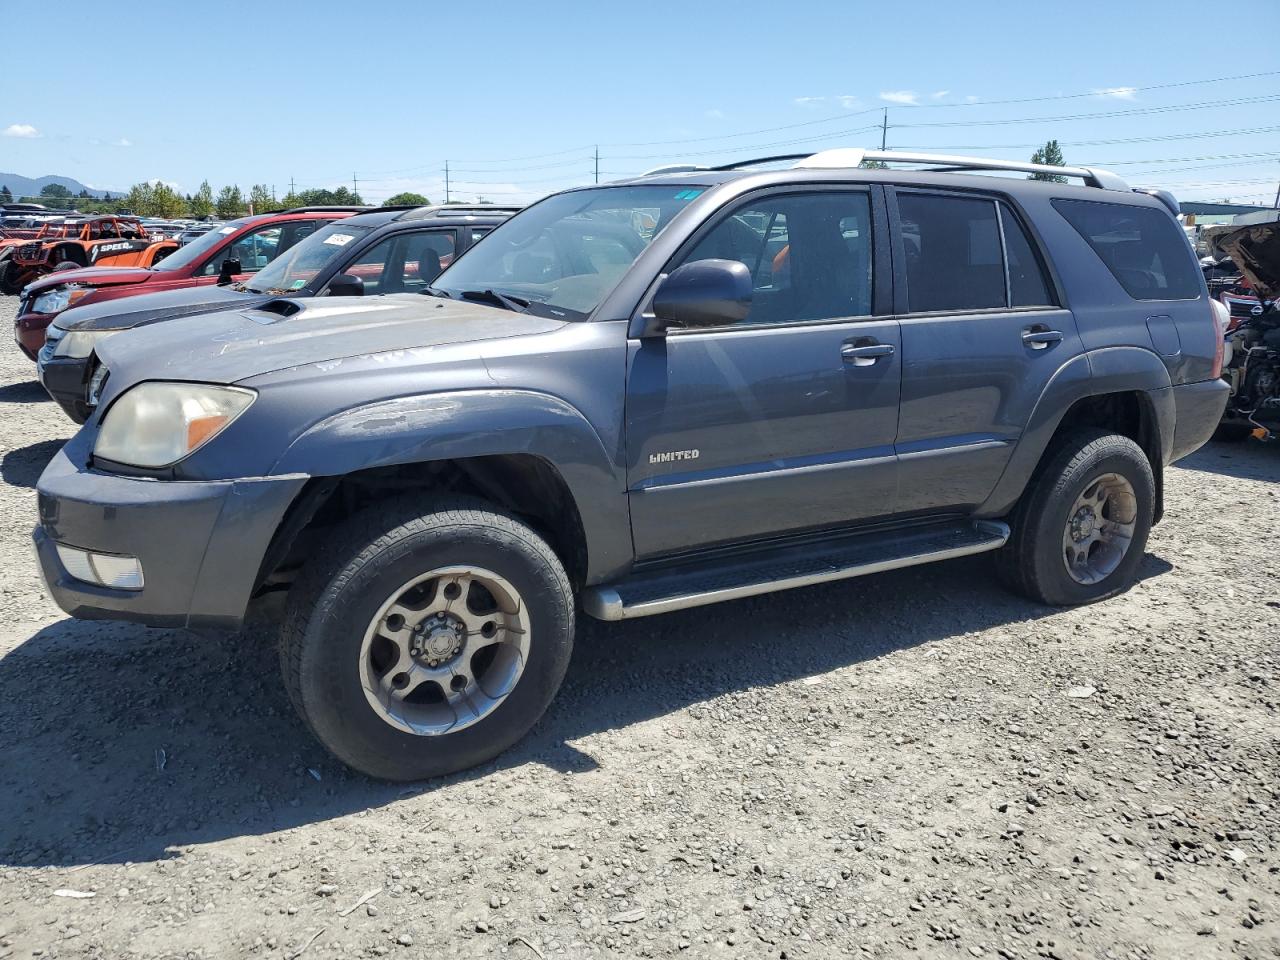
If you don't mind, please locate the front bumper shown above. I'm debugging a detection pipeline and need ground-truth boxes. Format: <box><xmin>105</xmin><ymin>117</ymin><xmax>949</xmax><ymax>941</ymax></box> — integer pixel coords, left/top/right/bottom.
<box><xmin>15</xmin><ymin>308</ymin><xmax>55</xmax><ymax>361</ymax></box>
<box><xmin>1169</xmin><ymin>377</ymin><xmax>1231</xmax><ymax>462</ymax></box>
<box><xmin>34</xmin><ymin>436</ymin><xmax>308</xmax><ymax>630</ymax></box>
<box><xmin>37</xmin><ymin>354</ymin><xmax>94</xmax><ymax>423</ymax></box>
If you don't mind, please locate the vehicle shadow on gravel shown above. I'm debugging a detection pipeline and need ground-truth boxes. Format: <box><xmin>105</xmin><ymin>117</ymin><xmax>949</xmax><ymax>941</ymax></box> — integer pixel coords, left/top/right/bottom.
<box><xmin>0</xmin><ymin>379</ymin><xmax>50</xmax><ymax>404</ymax></box>
<box><xmin>0</xmin><ymin>551</ymin><xmax>1172</xmax><ymax>869</ymax></box>
<box><xmin>1174</xmin><ymin>438</ymin><xmax>1280</xmax><ymax>481</ymax></box>
<box><xmin>1</xmin><ymin>438</ymin><xmax>66</xmax><ymax>488</ymax></box>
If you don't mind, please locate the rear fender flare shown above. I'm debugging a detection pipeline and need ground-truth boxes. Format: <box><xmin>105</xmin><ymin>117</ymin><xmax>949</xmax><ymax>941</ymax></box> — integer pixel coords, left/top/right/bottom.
<box><xmin>272</xmin><ymin>389</ymin><xmax>632</xmax><ymax>582</ymax></box>
<box><xmin>977</xmin><ymin>346</ymin><xmax>1173</xmax><ymax>518</ymax></box>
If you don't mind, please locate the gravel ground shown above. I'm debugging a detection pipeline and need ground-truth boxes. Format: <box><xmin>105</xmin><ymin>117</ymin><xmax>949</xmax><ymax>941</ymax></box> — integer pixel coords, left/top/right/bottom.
<box><xmin>0</xmin><ymin>292</ymin><xmax>1277</xmax><ymax>960</ymax></box>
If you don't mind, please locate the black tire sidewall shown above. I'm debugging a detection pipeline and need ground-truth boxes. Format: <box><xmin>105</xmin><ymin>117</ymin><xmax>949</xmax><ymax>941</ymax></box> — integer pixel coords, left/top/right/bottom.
<box><xmin>297</xmin><ymin>516</ymin><xmax>573</xmax><ymax>781</ymax></box>
<box><xmin>1027</xmin><ymin>438</ymin><xmax>1154</xmax><ymax>606</ymax></box>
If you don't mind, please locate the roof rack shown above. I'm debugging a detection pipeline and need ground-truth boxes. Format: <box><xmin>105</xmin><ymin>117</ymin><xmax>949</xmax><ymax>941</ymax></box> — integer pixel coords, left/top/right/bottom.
<box><xmin>643</xmin><ymin>148</ymin><xmax>1130</xmax><ymax>192</ymax></box>
<box><xmin>399</xmin><ymin>204</ymin><xmax>523</xmax><ymax>221</ymax></box>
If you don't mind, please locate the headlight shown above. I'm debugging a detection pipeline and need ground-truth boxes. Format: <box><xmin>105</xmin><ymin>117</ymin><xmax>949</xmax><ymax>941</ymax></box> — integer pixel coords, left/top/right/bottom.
<box><xmin>94</xmin><ymin>382</ymin><xmax>256</xmax><ymax>468</ymax></box>
<box><xmin>32</xmin><ymin>286</ymin><xmax>90</xmax><ymax>314</ymax></box>
<box><xmin>52</xmin><ymin>328</ymin><xmax>117</xmax><ymax>359</ymax></box>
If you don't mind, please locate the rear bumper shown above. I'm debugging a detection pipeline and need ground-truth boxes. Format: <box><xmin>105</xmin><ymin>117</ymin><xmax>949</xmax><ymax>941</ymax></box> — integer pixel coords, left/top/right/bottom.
<box><xmin>34</xmin><ymin>438</ymin><xmax>308</xmax><ymax>630</ymax></box>
<box><xmin>1169</xmin><ymin>377</ymin><xmax>1230</xmax><ymax>462</ymax></box>
<box><xmin>37</xmin><ymin>355</ymin><xmax>94</xmax><ymax>423</ymax></box>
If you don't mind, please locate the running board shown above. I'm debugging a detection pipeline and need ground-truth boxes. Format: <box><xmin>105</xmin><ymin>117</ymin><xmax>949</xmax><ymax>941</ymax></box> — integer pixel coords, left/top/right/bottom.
<box><xmin>582</xmin><ymin>520</ymin><xmax>1010</xmax><ymax>621</ymax></box>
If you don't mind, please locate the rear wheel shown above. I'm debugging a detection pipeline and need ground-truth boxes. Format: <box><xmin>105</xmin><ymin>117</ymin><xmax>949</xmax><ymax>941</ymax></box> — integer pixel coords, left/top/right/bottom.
<box><xmin>998</xmin><ymin>429</ymin><xmax>1154</xmax><ymax>606</ymax></box>
<box><xmin>280</xmin><ymin>496</ymin><xmax>574</xmax><ymax>781</ymax></box>
<box><xmin>0</xmin><ymin>262</ymin><xmax>22</xmax><ymax>295</ymax></box>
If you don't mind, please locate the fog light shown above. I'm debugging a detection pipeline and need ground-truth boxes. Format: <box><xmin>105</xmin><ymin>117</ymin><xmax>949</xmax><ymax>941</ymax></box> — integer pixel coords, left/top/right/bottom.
<box><xmin>54</xmin><ymin>544</ymin><xmax>144</xmax><ymax>590</ymax></box>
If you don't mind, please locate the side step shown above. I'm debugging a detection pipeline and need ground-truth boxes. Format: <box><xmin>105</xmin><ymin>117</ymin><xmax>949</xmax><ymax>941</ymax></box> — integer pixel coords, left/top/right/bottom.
<box><xmin>582</xmin><ymin>520</ymin><xmax>1010</xmax><ymax>621</ymax></box>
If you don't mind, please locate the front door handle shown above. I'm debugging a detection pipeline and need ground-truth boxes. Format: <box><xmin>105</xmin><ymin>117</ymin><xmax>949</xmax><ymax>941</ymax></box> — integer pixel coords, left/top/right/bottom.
<box><xmin>841</xmin><ymin>341</ymin><xmax>895</xmax><ymax>366</ymax></box>
<box><xmin>1022</xmin><ymin>326</ymin><xmax>1063</xmax><ymax>350</ymax></box>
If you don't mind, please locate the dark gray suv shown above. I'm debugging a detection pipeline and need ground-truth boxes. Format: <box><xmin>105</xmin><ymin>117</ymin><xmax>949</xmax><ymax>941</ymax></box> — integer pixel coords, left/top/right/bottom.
<box><xmin>32</xmin><ymin>149</ymin><xmax>1229</xmax><ymax>780</ymax></box>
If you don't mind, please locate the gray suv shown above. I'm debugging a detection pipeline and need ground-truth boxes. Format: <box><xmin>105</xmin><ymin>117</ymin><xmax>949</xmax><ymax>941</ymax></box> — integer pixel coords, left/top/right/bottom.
<box><xmin>33</xmin><ymin>149</ymin><xmax>1229</xmax><ymax>780</ymax></box>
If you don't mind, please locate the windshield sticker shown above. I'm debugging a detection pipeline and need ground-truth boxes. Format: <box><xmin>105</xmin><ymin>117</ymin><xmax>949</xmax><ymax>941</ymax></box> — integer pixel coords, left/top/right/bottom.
<box><xmin>323</xmin><ymin>233</ymin><xmax>355</xmax><ymax>246</ymax></box>
<box><xmin>673</xmin><ymin>189</ymin><xmax>704</xmax><ymax>201</ymax></box>
<box><xmin>290</xmin><ymin>279</ymin><xmax>307</xmax><ymax>289</ymax></box>
<box><xmin>219</xmin><ymin>226</ymin><xmax>237</xmax><ymax>234</ymax></box>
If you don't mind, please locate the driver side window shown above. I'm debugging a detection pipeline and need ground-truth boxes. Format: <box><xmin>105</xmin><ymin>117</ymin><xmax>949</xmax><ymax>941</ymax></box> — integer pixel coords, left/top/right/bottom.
<box><xmin>200</xmin><ymin>225</ymin><xmax>283</xmax><ymax>276</ymax></box>
<box><xmin>674</xmin><ymin>191</ymin><xmax>874</xmax><ymax>326</ymax></box>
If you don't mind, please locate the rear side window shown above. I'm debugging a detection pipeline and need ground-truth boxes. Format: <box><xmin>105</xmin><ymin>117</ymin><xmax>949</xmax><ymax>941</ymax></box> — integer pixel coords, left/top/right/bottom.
<box><xmin>1053</xmin><ymin>198</ymin><xmax>1200</xmax><ymax>301</ymax></box>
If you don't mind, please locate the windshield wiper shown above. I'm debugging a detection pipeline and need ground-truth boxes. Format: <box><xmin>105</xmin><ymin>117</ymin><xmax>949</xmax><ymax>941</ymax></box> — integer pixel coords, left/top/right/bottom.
<box><xmin>422</xmin><ymin>285</ymin><xmax>453</xmax><ymax>299</ymax></box>
<box><xmin>458</xmin><ymin>288</ymin><xmax>529</xmax><ymax>313</ymax></box>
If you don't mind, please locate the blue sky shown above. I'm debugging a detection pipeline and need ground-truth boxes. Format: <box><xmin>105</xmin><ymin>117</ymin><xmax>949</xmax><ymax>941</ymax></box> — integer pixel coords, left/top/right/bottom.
<box><xmin>2</xmin><ymin>0</ymin><xmax>1278</xmax><ymax>206</ymax></box>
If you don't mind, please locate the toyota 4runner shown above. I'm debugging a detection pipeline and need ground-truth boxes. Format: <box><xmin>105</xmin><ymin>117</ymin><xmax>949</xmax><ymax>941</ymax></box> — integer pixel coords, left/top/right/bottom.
<box><xmin>32</xmin><ymin>149</ymin><xmax>1229</xmax><ymax>780</ymax></box>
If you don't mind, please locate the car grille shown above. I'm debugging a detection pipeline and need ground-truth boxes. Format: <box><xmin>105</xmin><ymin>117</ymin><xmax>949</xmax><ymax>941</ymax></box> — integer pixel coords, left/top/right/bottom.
<box><xmin>17</xmin><ymin>243</ymin><xmax>39</xmax><ymax>260</ymax></box>
<box><xmin>1223</xmin><ymin>294</ymin><xmax>1261</xmax><ymax>319</ymax></box>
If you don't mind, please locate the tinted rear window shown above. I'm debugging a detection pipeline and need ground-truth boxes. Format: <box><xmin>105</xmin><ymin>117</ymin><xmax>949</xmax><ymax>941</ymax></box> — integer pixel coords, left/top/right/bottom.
<box><xmin>1053</xmin><ymin>198</ymin><xmax>1201</xmax><ymax>301</ymax></box>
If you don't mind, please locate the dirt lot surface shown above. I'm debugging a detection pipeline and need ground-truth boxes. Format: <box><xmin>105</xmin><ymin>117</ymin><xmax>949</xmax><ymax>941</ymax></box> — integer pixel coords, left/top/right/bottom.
<box><xmin>0</xmin><ymin>292</ymin><xmax>1277</xmax><ymax>960</ymax></box>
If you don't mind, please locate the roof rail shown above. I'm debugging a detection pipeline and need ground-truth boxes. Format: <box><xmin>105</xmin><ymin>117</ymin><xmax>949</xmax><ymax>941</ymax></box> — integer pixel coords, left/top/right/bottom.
<box><xmin>791</xmin><ymin>148</ymin><xmax>1129</xmax><ymax>190</ymax></box>
<box><xmin>276</xmin><ymin>205</ymin><xmax>374</xmax><ymax>215</ymax></box>
<box><xmin>640</xmin><ymin>164</ymin><xmax>713</xmax><ymax>176</ymax></box>
<box><xmin>399</xmin><ymin>204</ymin><xmax>522</xmax><ymax>222</ymax></box>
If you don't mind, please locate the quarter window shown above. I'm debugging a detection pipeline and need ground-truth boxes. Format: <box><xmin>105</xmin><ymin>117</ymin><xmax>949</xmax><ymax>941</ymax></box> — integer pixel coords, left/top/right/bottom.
<box><xmin>1053</xmin><ymin>198</ymin><xmax>1201</xmax><ymax>301</ymax></box>
<box><xmin>674</xmin><ymin>192</ymin><xmax>874</xmax><ymax>326</ymax></box>
<box><xmin>999</xmin><ymin>204</ymin><xmax>1053</xmax><ymax>307</ymax></box>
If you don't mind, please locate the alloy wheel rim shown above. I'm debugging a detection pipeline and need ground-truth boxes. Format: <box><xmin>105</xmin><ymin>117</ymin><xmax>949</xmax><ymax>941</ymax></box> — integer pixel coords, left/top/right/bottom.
<box><xmin>358</xmin><ymin>565</ymin><xmax>530</xmax><ymax>736</ymax></box>
<box><xmin>1061</xmin><ymin>472</ymin><xmax>1138</xmax><ymax>585</ymax></box>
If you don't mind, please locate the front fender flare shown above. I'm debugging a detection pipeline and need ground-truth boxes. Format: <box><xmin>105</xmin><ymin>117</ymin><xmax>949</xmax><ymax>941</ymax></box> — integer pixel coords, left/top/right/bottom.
<box><xmin>272</xmin><ymin>389</ymin><xmax>632</xmax><ymax>582</ymax></box>
<box><xmin>977</xmin><ymin>346</ymin><xmax>1174</xmax><ymax>519</ymax></box>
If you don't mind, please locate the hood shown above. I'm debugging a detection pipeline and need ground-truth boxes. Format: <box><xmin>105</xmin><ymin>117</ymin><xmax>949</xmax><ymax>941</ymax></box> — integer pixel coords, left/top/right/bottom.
<box><xmin>60</xmin><ymin>283</ymin><xmax>261</xmax><ymax>333</ymax></box>
<box><xmin>1210</xmin><ymin>213</ymin><xmax>1280</xmax><ymax>301</ymax></box>
<box><xmin>95</xmin><ymin>294</ymin><xmax>566</xmax><ymax>387</ymax></box>
<box><xmin>26</xmin><ymin>265</ymin><xmax>155</xmax><ymax>293</ymax></box>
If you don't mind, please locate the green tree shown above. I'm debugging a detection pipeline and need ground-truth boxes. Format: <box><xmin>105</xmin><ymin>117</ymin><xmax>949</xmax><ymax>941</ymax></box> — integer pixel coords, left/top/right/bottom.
<box><xmin>123</xmin><ymin>182</ymin><xmax>155</xmax><ymax>216</ymax></box>
<box><xmin>1029</xmin><ymin>139</ymin><xmax>1067</xmax><ymax>183</ymax></box>
<box><xmin>278</xmin><ymin>186</ymin><xmax>365</xmax><ymax>209</ymax></box>
<box><xmin>859</xmin><ymin>159</ymin><xmax>888</xmax><ymax>169</ymax></box>
<box><xmin>215</xmin><ymin>184</ymin><xmax>245</xmax><ymax>218</ymax></box>
<box><xmin>150</xmin><ymin>182</ymin><xmax>187</xmax><ymax>219</ymax></box>
<box><xmin>39</xmin><ymin>183</ymin><xmax>73</xmax><ymax>199</ymax></box>
<box><xmin>0</xmin><ymin>185</ymin><xmax>12</xmax><ymax>203</ymax></box>
<box><xmin>189</xmin><ymin>180</ymin><xmax>215</xmax><ymax>219</ymax></box>
<box><xmin>383</xmin><ymin>192</ymin><xmax>430</xmax><ymax>207</ymax></box>
<box><xmin>248</xmin><ymin>183</ymin><xmax>274</xmax><ymax>214</ymax></box>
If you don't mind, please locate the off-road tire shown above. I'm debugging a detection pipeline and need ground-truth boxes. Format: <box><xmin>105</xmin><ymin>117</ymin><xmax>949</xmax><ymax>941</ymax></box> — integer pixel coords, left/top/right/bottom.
<box><xmin>279</xmin><ymin>495</ymin><xmax>574</xmax><ymax>781</ymax></box>
<box><xmin>997</xmin><ymin>428</ymin><xmax>1154</xmax><ymax>606</ymax></box>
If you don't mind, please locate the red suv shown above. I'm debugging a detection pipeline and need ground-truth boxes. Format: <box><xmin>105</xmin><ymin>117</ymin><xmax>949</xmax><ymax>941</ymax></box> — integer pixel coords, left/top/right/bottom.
<box><xmin>13</xmin><ymin>206</ymin><xmax>366</xmax><ymax>360</ymax></box>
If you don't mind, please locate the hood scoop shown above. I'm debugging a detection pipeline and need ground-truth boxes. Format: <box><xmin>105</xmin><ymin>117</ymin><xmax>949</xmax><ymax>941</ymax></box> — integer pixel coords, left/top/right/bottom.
<box><xmin>251</xmin><ymin>297</ymin><xmax>306</xmax><ymax>321</ymax></box>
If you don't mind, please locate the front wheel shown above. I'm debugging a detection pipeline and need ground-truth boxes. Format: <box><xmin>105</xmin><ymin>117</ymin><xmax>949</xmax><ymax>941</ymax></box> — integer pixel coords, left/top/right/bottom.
<box><xmin>280</xmin><ymin>496</ymin><xmax>574</xmax><ymax>781</ymax></box>
<box><xmin>998</xmin><ymin>429</ymin><xmax>1154</xmax><ymax>606</ymax></box>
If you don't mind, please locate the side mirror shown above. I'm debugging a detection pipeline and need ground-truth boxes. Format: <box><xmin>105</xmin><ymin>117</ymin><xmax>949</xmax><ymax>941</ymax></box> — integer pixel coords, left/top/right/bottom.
<box><xmin>650</xmin><ymin>258</ymin><xmax>752</xmax><ymax>333</ymax></box>
<box><xmin>327</xmin><ymin>273</ymin><xmax>364</xmax><ymax>297</ymax></box>
<box><xmin>216</xmin><ymin>257</ymin><xmax>242</xmax><ymax>285</ymax></box>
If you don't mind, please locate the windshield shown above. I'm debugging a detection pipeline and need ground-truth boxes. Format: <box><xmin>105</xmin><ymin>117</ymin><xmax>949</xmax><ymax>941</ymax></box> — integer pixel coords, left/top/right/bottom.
<box><xmin>241</xmin><ymin>222</ymin><xmax>373</xmax><ymax>294</ymax></box>
<box><xmin>431</xmin><ymin>185</ymin><xmax>700</xmax><ymax>318</ymax></box>
<box><xmin>152</xmin><ymin>221</ymin><xmax>246</xmax><ymax>272</ymax></box>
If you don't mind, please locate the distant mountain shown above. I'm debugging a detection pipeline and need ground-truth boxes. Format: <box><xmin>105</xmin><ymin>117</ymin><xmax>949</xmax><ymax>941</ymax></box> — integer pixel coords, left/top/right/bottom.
<box><xmin>0</xmin><ymin>172</ymin><xmax>119</xmax><ymax>201</ymax></box>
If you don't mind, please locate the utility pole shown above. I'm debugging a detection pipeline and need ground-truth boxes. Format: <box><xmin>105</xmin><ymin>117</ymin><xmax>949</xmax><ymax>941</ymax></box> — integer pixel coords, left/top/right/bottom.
<box><xmin>594</xmin><ymin>146</ymin><xmax>600</xmax><ymax>184</ymax></box>
<box><xmin>289</xmin><ymin>177</ymin><xmax>296</xmax><ymax>197</ymax></box>
<box><xmin>271</xmin><ymin>184</ymin><xmax>276</xmax><ymax>202</ymax></box>
<box><xmin>444</xmin><ymin>161</ymin><xmax>451</xmax><ymax>203</ymax></box>
<box><xmin>880</xmin><ymin>109</ymin><xmax>888</xmax><ymax>150</ymax></box>
<box><xmin>352</xmin><ymin>172</ymin><xmax>358</xmax><ymax>197</ymax></box>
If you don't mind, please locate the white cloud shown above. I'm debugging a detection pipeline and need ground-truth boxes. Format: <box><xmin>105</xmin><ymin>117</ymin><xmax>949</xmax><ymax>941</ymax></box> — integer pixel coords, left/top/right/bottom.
<box><xmin>3</xmin><ymin>123</ymin><xmax>40</xmax><ymax>138</ymax></box>
<box><xmin>794</xmin><ymin>96</ymin><xmax>825</xmax><ymax>107</ymax></box>
<box><xmin>1093</xmin><ymin>86</ymin><xmax>1137</xmax><ymax>100</ymax></box>
<box><xmin>835</xmin><ymin>95</ymin><xmax>861</xmax><ymax>109</ymax></box>
<box><xmin>964</xmin><ymin>95</ymin><xmax>980</xmax><ymax>103</ymax></box>
<box><xmin>931</xmin><ymin>90</ymin><xmax>950</xmax><ymax>99</ymax></box>
<box><xmin>879</xmin><ymin>90</ymin><xmax>919</xmax><ymax>106</ymax></box>
<box><xmin>705</xmin><ymin>108</ymin><xmax>724</xmax><ymax>120</ymax></box>
<box><xmin>145</xmin><ymin>178</ymin><xmax>182</xmax><ymax>191</ymax></box>
<box><xmin>113</xmin><ymin>137</ymin><xmax>132</xmax><ymax>147</ymax></box>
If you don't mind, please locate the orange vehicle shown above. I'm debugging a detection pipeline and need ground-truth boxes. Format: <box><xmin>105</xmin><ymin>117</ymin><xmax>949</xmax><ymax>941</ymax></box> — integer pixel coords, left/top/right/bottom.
<box><xmin>0</xmin><ymin>216</ymin><xmax>177</xmax><ymax>294</ymax></box>
<box><xmin>0</xmin><ymin>219</ymin><xmax>80</xmax><ymax>283</ymax></box>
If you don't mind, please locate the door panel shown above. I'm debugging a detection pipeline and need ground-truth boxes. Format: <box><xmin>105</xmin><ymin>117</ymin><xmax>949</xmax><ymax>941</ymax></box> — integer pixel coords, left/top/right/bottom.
<box><xmin>626</xmin><ymin>318</ymin><xmax>900</xmax><ymax>558</ymax></box>
<box><xmin>895</xmin><ymin>307</ymin><xmax>1079</xmax><ymax>512</ymax></box>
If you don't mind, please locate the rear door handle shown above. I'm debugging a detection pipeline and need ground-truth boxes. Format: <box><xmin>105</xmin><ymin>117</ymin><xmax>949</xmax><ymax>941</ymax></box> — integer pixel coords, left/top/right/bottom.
<box><xmin>1022</xmin><ymin>327</ymin><xmax>1063</xmax><ymax>349</ymax></box>
<box><xmin>841</xmin><ymin>342</ymin><xmax>895</xmax><ymax>366</ymax></box>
